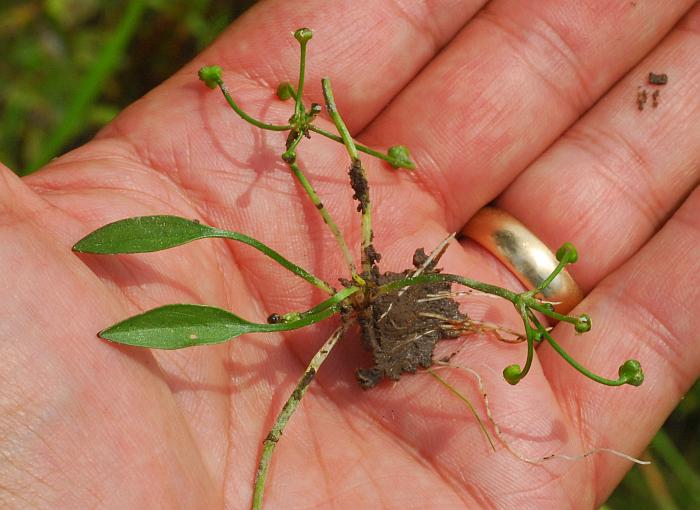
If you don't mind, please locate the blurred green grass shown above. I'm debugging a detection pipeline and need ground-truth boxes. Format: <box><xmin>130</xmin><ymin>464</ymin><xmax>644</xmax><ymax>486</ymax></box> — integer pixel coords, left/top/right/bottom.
<box><xmin>0</xmin><ymin>0</ymin><xmax>254</xmax><ymax>174</ymax></box>
<box><xmin>1</xmin><ymin>1</ymin><xmax>698</xmax><ymax>508</ymax></box>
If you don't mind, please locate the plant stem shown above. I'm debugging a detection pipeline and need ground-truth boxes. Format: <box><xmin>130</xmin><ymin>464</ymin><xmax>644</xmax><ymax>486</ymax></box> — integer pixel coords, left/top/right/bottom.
<box><xmin>288</xmin><ymin>161</ymin><xmax>357</xmax><ymax>276</ymax></box>
<box><xmin>374</xmin><ymin>273</ymin><xmax>520</xmax><ymax>303</ymax></box>
<box><xmin>283</xmin><ymin>131</ymin><xmax>304</xmax><ymax>159</ymax></box>
<box><xmin>255</xmin><ymin>286</ymin><xmax>359</xmax><ymax>333</ymax></box>
<box><xmin>252</xmin><ymin>323</ymin><xmax>348</xmax><ymax>510</ymax></box>
<box><xmin>303</xmin><ymin>285</ymin><xmax>359</xmax><ymax>314</ymax></box>
<box><xmin>294</xmin><ymin>36</ymin><xmax>309</xmax><ymax>120</ymax></box>
<box><xmin>321</xmin><ymin>78</ymin><xmax>373</xmax><ymax>274</ymax></box>
<box><xmin>307</xmin><ymin>125</ymin><xmax>398</xmax><ymax>165</ymax></box>
<box><xmin>373</xmin><ymin>272</ymin><xmax>629</xmax><ymax>385</ymax></box>
<box><xmin>218</xmin><ymin>82</ymin><xmax>291</xmax><ymax>131</ymax></box>
<box><xmin>515</xmin><ymin>302</ymin><xmax>536</xmax><ymax>380</ymax></box>
<box><xmin>534</xmin><ymin>258</ymin><xmax>568</xmax><ymax>294</ymax></box>
<box><xmin>528</xmin><ymin>301</ymin><xmax>579</xmax><ymax>325</ymax></box>
<box><xmin>321</xmin><ymin>79</ymin><xmax>358</xmax><ymax>161</ymax></box>
<box><xmin>213</xmin><ymin>228</ymin><xmax>335</xmax><ymax>295</ymax></box>
<box><xmin>536</xmin><ymin>320</ymin><xmax>626</xmax><ymax>386</ymax></box>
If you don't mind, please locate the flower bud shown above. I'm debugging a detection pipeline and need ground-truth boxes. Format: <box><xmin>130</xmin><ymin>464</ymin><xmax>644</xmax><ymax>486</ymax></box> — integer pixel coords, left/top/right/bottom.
<box><xmin>503</xmin><ymin>364</ymin><xmax>522</xmax><ymax>385</ymax></box>
<box><xmin>198</xmin><ymin>65</ymin><xmax>223</xmax><ymax>89</ymax></box>
<box><xmin>574</xmin><ymin>313</ymin><xmax>591</xmax><ymax>333</ymax></box>
<box><xmin>276</xmin><ymin>82</ymin><xmax>294</xmax><ymax>100</ymax></box>
<box><xmin>387</xmin><ymin>145</ymin><xmax>415</xmax><ymax>170</ymax></box>
<box><xmin>294</xmin><ymin>28</ymin><xmax>313</xmax><ymax>44</ymax></box>
<box><xmin>618</xmin><ymin>359</ymin><xmax>644</xmax><ymax>386</ymax></box>
<box><xmin>555</xmin><ymin>242</ymin><xmax>578</xmax><ymax>263</ymax></box>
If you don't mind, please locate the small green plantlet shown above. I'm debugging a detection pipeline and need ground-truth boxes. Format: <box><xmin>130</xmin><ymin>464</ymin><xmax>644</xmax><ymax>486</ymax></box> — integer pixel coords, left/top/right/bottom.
<box><xmin>73</xmin><ymin>29</ymin><xmax>645</xmax><ymax>509</ymax></box>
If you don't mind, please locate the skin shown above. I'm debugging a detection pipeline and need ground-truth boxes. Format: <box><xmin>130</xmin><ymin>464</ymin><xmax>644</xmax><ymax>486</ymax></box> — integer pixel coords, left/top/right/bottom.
<box><xmin>1</xmin><ymin>0</ymin><xmax>699</xmax><ymax>508</ymax></box>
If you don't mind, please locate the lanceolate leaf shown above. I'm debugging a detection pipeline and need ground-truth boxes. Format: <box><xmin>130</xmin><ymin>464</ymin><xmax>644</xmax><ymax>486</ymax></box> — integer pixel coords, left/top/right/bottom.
<box><xmin>99</xmin><ymin>302</ymin><xmax>339</xmax><ymax>349</ymax></box>
<box><xmin>73</xmin><ymin>215</ymin><xmax>334</xmax><ymax>293</ymax></box>
<box><xmin>73</xmin><ymin>215</ymin><xmax>214</xmax><ymax>253</ymax></box>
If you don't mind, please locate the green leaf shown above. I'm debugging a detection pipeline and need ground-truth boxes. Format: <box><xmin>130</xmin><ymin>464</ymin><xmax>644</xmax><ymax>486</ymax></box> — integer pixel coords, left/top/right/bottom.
<box><xmin>100</xmin><ymin>304</ymin><xmax>257</xmax><ymax>348</ymax></box>
<box><xmin>73</xmin><ymin>215</ymin><xmax>215</xmax><ymax>254</ymax></box>
<box><xmin>99</xmin><ymin>297</ymin><xmax>344</xmax><ymax>349</ymax></box>
<box><xmin>73</xmin><ymin>215</ymin><xmax>336</xmax><ymax>294</ymax></box>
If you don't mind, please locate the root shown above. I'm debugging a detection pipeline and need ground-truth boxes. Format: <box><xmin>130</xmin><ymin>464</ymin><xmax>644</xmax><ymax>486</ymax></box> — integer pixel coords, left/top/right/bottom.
<box><xmin>419</xmin><ymin>311</ymin><xmax>528</xmax><ymax>344</ymax></box>
<box><xmin>377</xmin><ymin>233</ymin><xmax>454</xmax><ymax>324</ymax></box>
<box><xmin>429</xmin><ymin>363</ymin><xmax>650</xmax><ymax>466</ymax></box>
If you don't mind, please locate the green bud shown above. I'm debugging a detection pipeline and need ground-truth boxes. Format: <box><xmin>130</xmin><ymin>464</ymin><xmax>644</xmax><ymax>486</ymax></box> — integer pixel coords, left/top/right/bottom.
<box><xmin>294</xmin><ymin>28</ymin><xmax>313</xmax><ymax>44</ymax></box>
<box><xmin>618</xmin><ymin>359</ymin><xmax>644</xmax><ymax>386</ymax></box>
<box><xmin>574</xmin><ymin>313</ymin><xmax>592</xmax><ymax>333</ymax></box>
<box><xmin>503</xmin><ymin>364</ymin><xmax>522</xmax><ymax>385</ymax></box>
<box><xmin>555</xmin><ymin>242</ymin><xmax>578</xmax><ymax>263</ymax></box>
<box><xmin>198</xmin><ymin>65</ymin><xmax>223</xmax><ymax>89</ymax></box>
<box><xmin>387</xmin><ymin>145</ymin><xmax>416</xmax><ymax>170</ymax></box>
<box><xmin>276</xmin><ymin>82</ymin><xmax>294</xmax><ymax>101</ymax></box>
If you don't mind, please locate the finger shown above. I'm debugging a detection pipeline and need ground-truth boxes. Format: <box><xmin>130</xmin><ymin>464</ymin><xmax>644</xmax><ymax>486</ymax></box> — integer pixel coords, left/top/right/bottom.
<box><xmin>203</xmin><ymin>0</ymin><xmax>485</xmax><ymax>131</ymax></box>
<box><xmin>0</xmin><ymin>164</ymin><xmax>219</xmax><ymax>506</ymax></box>
<box><xmin>35</xmin><ymin>0</ymin><xmax>485</xmax><ymax>292</ymax></box>
<box><xmin>97</xmin><ymin>0</ymin><xmax>484</xmax><ymax>143</ymax></box>
<box><xmin>539</xmin><ymin>184</ymin><xmax>700</xmax><ymax>504</ymax></box>
<box><xmin>498</xmin><ymin>3</ymin><xmax>700</xmax><ymax>290</ymax></box>
<box><xmin>359</xmin><ymin>0</ymin><xmax>695</xmax><ymax>226</ymax></box>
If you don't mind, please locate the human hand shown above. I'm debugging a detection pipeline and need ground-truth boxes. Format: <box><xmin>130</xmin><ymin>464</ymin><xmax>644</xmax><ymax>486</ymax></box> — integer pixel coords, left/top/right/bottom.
<box><xmin>2</xmin><ymin>1</ymin><xmax>699</xmax><ymax>508</ymax></box>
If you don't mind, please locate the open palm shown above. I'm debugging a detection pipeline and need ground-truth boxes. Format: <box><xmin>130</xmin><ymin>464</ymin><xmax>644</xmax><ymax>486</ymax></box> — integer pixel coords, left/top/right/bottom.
<box><xmin>2</xmin><ymin>1</ymin><xmax>699</xmax><ymax>508</ymax></box>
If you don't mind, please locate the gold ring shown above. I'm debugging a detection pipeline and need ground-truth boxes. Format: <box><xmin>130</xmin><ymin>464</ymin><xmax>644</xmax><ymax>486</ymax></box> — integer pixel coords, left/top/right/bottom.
<box><xmin>461</xmin><ymin>207</ymin><xmax>583</xmax><ymax>314</ymax></box>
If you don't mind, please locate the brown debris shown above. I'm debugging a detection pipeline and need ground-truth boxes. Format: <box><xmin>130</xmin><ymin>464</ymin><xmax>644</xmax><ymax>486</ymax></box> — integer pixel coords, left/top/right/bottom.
<box><xmin>352</xmin><ymin>249</ymin><xmax>467</xmax><ymax>389</ymax></box>
<box><xmin>348</xmin><ymin>159</ymin><xmax>369</xmax><ymax>213</ymax></box>
<box><xmin>648</xmin><ymin>72</ymin><xmax>668</xmax><ymax>85</ymax></box>
<box><xmin>364</xmin><ymin>244</ymin><xmax>382</xmax><ymax>265</ymax></box>
<box><xmin>637</xmin><ymin>87</ymin><xmax>648</xmax><ymax>111</ymax></box>
<box><xmin>637</xmin><ymin>72</ymin><xmax>667</xmax><ymax>110</ymax></box>
<box><xmin>285</xmin><ymin>129</ymin><xmax>299</xmax><ymax>150</ymax></box>
<box><xmin>652</xmin><ymin>89</ymin><xmax>660</xmax><ymax>108</ymax></box>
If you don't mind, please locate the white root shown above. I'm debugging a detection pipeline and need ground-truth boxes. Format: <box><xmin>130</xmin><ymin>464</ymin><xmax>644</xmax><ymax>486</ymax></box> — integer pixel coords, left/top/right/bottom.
<box><xmin>378</xmin><ymin>233</ymin><xmax>455</xmax><ymax>323</ymax></box>
<box><xmin>430</xmin><ymin>363</ymin><xmax>650</xmax><ymax>466</ymax></box>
